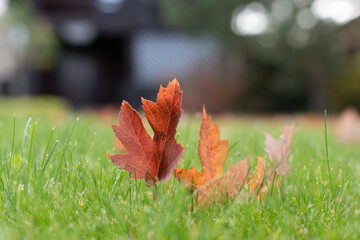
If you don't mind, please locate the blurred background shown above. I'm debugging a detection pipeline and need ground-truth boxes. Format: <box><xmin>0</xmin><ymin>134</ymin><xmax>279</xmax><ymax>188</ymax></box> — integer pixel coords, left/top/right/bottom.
<box><xmin>1</xmin><ymin>0</ymin><xmax>360</xmax><ymax>113</ymax></box>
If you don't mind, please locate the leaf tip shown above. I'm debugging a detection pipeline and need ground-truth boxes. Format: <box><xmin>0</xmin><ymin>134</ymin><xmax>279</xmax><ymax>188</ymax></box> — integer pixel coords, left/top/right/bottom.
<box><xmin>110</xmin><ymin>124</ymin><xmax>118</xmax><ymax>132</ymax></box>
<box><xmin>121</xmin><ymin>100</ymin><xmax>130</xmax><ymax>109</ymax></box>
<box><xmin>202</xmin><ymin>105</ymin><xmax>207</xmax><ymax>114</ymax></box>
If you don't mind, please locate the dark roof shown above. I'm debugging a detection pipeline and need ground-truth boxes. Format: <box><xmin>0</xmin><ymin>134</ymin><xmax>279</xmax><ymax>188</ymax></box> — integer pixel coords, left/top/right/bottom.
<box><xmin>33</xmin><ymin>0</ymin><xmax>163</xmax><ymax>33</ymax></box>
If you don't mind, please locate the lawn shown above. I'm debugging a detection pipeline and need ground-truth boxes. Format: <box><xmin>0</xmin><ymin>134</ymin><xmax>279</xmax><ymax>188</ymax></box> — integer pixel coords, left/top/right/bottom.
<box><xmin>0</xmin><ymin>97</ymin><xmax>359</xmax><ymax>239</ymax></box>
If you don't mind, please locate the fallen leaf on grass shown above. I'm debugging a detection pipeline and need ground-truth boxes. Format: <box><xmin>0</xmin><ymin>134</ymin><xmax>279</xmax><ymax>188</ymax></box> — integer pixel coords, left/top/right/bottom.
<box><xmin>249</xmin><ymin>156</ymin><xmax>265</xmax><ymax>194</ymax></box>
<box><xmin>107</xmin><ymin>79</ymin><xmax>184</xmax><ymax>185</ymax></box>
<box><xmin>265</xmin><ymin>124</ymin><xmax>295</xmax><ymax>176</ymax></box>
<box><xmin>250</xmin><ymin>124</ymin><xmax>295</xmax><ymax>197</ymax></box>
<box><xmin>225</xmin><ymin>157</ymin><xmax>249</xmax><ymax>199</ymax></box>
<box><xmin>175</xmin><ymin>108</ymin><xmax>295</xmax><ymax>205</ymax></box>
<box><xmin>174</xmin><ymin>107</ymin><xmax>249</xmax><ymax>206</ymax></box>
<box><xmin>336</xmin><ymin>107</ymin><xmax>360</xmax><ymax>142</ymax></box>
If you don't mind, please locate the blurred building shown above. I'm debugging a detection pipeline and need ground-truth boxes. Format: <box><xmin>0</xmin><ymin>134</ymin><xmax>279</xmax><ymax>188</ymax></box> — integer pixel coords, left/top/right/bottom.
<box><xmin>30</xmin><ymin>0</ymin><xmax>220</xmax><ymax>108</ymax></box>
<box><xmin>4</xmin><ymin>0</ymin><xmax>358</xmax><ymax>112</ymax></box>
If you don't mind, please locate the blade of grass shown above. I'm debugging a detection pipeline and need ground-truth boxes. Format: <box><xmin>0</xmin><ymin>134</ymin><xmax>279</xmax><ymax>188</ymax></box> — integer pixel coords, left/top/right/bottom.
<box><xmin>28</xmin><ymin>122</ymin><xmax>37</xmax><ymax>175</ymax></box>
<box><xmin>41</xmin><ymin>127</ymin><xmax>55</xmax><ymax>167</ymax></box>
<box><xmin>42</xmin><ymin>140</ymin><xmax>59</xmax><ymax>174</ymax></box>
<box><xmin>10</xmin><ymin>113</ymin><xmax>16</xmax><ymax>169</ymax></box>
<box><xmin>21</xmin><ymin>117</ymin><xmax>32</xmax><ymax>159</ymax></box>
<box><xmin>324</xmin><ymin>110</ymin><xmax>334</xmax><ymax>198</ymax></box>
<box><xmin>228</xmin><ymin>139</ymin><xmax>241</xmax><ymax>154</ymax></box>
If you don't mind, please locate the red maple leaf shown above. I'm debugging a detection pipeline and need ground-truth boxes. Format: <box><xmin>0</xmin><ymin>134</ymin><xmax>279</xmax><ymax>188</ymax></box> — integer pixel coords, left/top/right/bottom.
<box><xmin>107</xmin><ymin>79</ymin><xmax>184</xmax><ymax>185</ymax></box>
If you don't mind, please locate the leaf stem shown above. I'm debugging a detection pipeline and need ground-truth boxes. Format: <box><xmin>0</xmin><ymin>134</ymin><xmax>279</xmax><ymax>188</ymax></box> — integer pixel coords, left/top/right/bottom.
<box><xmin>153</xmin><ymin>184</ymin><xmax>157</xmax><ymax>203</ymax></box>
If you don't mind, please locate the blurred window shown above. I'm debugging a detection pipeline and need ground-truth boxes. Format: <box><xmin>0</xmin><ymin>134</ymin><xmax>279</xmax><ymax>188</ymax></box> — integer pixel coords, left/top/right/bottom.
<box><xmin>96</xmin><ymin>0</ymin><xmax>125</xmax><ymax>14</ymax></box>
<box><xmin>132</xmin><ymin>30</ymin><xmax>220</xmax><ymax>88</ymax></box>
<box><xmin>59</xmin><ymin>20</ymin><xmax>98</xmax><ymax>46</ymax></box>
<box><xmin>0</xmin><ymin>0</ymin><xmax>8</xmax><ymax>16</ymax></box>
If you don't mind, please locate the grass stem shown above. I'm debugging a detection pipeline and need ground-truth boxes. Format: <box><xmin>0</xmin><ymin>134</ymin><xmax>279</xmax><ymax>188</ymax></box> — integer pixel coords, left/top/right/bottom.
<box><xmin>10</xmin><ymin>113</ymin><xmax>16</xmax><ymax>169</ymax></box>
<box><xmin>324</xmin><ymin>110</ymin><xmax>334</xmax><ymax>198</ymax></box>
<box><xmin>28</xmin><ymin>122</ymin><xmax>37</xmax><ymax>174</ymax></box>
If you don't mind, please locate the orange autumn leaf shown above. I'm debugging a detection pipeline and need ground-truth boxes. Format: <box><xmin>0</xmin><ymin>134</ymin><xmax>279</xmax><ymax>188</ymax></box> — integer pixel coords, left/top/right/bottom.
<box><xmin>107</xmin><ymin>79</ymin><xmax>184</xmax><ymax>185</ymax></box>
<box><xmin>174</xmin><ymin>107</ymin><xmax>249</xmax><ymax>206</ymax></box>
<box><xmin>174</xmin><ymin>107</ymin><xmax>228</xmax><ymax>187</ymax></box>
<box><xmin>249</xmin><ymin>156</ymin><xmax>265</xmax><ymax>194</ymax></box>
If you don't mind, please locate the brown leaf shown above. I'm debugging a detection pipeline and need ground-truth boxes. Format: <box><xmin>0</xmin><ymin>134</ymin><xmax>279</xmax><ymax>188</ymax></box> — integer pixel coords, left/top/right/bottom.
<box><xmin>225</xmin><ymin>157</ymin><xmax>249</xmax><ymax>199</ymax></box>
<box><xmin>174</xmin><ymin>107</ymin><xmax>249</xmax><ymax>206</ymax></box>
<box><xmin>265</xmin><ymin>124</ymin><xmax>295</xmax><ymax>176</ymax></box>
<box><xmin>249</xmin><ymin>124</ymin><xmax>295</xmax><ymax>198</ymax></box>
<box><xmin>336</xmin><ymin>107</ymin><xmax>360</xmax><ymax>142</ymax></box>
<box><xmin>107</xmin><ymin>79</ymin><xmax>184</xmax><ymax>185</ymax></box>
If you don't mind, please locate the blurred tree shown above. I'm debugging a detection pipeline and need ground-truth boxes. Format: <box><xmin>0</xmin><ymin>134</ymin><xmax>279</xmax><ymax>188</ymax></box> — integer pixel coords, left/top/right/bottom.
<box><xmin>10</xmin><ymin>0</ymin><xmax>59</xmax><ymax>71</ymax></box>
<box><xmin>0</xmin><ymin>0</ymin><xmax>58</xmax><ymax>94</ymax></box>
<box><xmin>159</xmin><ymin>0</ymin><xmax>360</xmax><ymax>112</ymax></box>
<box><xmin>330</xmin><ymin>53</ymin><xmax>360</xmax><ymax>110</ymax></box>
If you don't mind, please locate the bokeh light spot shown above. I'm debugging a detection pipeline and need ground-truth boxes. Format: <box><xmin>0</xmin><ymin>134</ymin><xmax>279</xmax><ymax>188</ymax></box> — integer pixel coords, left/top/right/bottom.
<box><xmin>231</xmin><ymin>3</ymin><xmax>269</xmax><ymax>36</ymax></box>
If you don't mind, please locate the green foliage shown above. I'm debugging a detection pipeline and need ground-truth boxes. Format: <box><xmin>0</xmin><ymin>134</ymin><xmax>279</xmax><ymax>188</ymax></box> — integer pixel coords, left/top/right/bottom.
<box><xmin>159</xmin><ymin>0</ymin><xmax>359</xmax><ymax>112</ymax></box>
<box><xmin>330</xmin><ymin>53</ymin><xmax>360</xmax><ymax>111</ymax></box>
<box><xmin>0</xmin><ymin>99</ymin><xmax>359</xmax><ymax>239</ymax></box>
<box><xmin>6</xmin><ymin>0</ymin><xmax>59</xmax><ymax>70</ymax></box>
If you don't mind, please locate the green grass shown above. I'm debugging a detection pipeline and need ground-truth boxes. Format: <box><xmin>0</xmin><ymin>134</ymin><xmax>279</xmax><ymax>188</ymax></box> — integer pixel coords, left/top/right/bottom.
<box><xmin>0</xmin><ymin>98</ymin><xmax>359</xmax><ymax>239</ymax></box>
